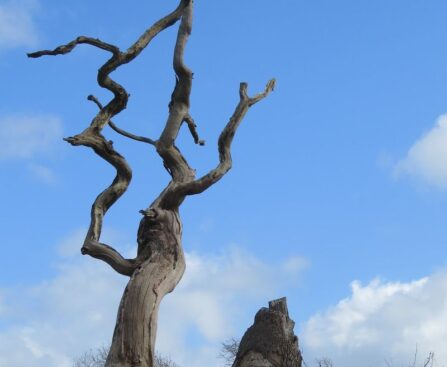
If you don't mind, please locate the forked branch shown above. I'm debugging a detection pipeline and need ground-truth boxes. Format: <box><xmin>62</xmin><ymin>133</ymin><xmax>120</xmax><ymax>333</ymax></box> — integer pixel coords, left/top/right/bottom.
<box><xmin>178</xmin><ymin>79</ymin><xmax>276</xmax><ymax>196</ymax></box>
<box><xmin>28</xmin><ymin>0</ymin><xmax>192</xmax><ymax>275</ymax></box>
<box><xmin>28</xmin><ymin>0</ymin><xmax>275</xmax><ymax>274</ymax></box>
<box><xmin>28</xmin><ymin>0</ymin><xmax>192</xmax><ymax>132</ymax></box>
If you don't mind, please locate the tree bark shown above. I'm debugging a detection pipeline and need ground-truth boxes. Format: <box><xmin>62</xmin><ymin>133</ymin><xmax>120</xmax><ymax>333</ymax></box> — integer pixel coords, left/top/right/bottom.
<box><xmin>232</xmin><ymin>298</ymin><xmax>302</xmax><ymax>367</ymax></box>
<box><xmin>28</xmin><ymin>1</ymin><xmax>274</xmax><ymax>366</ymax></box>
<box><xmin>106</xmin><ymin>209</ymin><xmax>185</xmax><ymax>367</ymax></box>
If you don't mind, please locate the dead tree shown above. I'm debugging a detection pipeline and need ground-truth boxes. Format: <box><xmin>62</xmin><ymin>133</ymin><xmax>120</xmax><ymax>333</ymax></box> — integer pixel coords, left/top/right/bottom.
<box><xmin>28</xmin><ymin>1</ymin><xmax>274</xmax><ymax>366</ymax></box>
<box><xmin>232</xmin><ymin>298</ymin><xmax>302</xmax><ymax>367</ymax></box>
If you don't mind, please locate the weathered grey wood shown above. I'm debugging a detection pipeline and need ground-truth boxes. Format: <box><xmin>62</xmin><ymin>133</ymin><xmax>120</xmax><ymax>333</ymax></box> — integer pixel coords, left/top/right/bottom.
<box><xmin>28</xmin><ymin>1</ymin><xmax>274</xmax><ymax>366</ymax></box>
<box><xmin>233</xmin><ymin>298</ymin><xmax>302</xmax><ymax>367</ymax></box>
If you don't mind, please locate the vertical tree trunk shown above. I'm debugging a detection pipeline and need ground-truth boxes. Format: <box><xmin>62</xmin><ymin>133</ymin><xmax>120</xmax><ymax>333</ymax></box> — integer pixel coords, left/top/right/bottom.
<box><xmin>106</xmin><ymin>209</ymin><xmax>185</xmax><ymax>367</ymax></box>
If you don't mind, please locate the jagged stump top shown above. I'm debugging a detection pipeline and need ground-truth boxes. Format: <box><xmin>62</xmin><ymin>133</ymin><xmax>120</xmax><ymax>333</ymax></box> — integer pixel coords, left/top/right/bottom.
<box><xmin>233</xmin><ymin>298</ymin><xmax>302</xmax><ymax>367</ymax></box>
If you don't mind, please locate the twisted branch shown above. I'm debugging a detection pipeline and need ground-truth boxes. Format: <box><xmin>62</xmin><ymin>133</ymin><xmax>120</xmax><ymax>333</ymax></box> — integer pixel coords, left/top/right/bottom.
<box><xmin>62</xmin><ymin>129</ymin><xmax>136</xmax><ymax>275</ymax></box>
<box><xmin>27</xmin><ymin>0</ymin><xmax>275</xmax><ymax>273</ymax></box>
<box><xmin>177</xmin><ymin>79</ymin><xmax>276</xmax><ymax>196</ymax></box>
<box><xmin>28</xmin><ymin>0</ymin><xmax>191</xmax><ymax>132</ymax></box>
<box><xmin>28</xmin><ymin>0</ymin><xmax>192</xmax><ymax>275</ymax></box>
<box><xmin>155</xmin><ymin>1</ymin><xmax>197</xmax><ymax>198</ymax></box>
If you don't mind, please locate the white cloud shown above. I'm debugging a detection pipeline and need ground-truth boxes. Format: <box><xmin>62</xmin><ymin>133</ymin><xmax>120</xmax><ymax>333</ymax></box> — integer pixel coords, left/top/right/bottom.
<box><xmin>6</xmin><ymin>229</ymin><xmax>447</xmax><ymax>367</ymax></box>
<box><xmin>0</xmin><ymin>0</ymin><xmax>40</xmax><ymax>49</ymax></box>
<box><xmin>157</xmin><ymin>248</ymin><xmax>307</xmax><ymax>367</ymax></box>
<box><xmin>283</xmin><ymin>256</ymin><xmax>310</xmax><ymax>276</ymax></box>
<box><xmin>395</xmin><ymin>114</ymin><xmax>447</xmax><ymax>188</ymax></box>
<box><xmin>0</xmin><ymin>231</ymin><xmax>306</xmax><ymax>367</ymax></box>
<box><xmin>0</xmin><ymin>114</ymin><xmax>62</xmax><ymax>183</ymax></box>
<box><xmin>301</xmin><ymin>272</ymin><xmax>447</xmax><ymax>367</ymax></box>
<box><xmin>28</xmin><ymin>163</ymin><xmax>58</xmax><ymax>184</ymax></box>
<box><xmin>0</xmin><ymin>115</ymin><xmax>62</xmax><ymax>160</ymax></box>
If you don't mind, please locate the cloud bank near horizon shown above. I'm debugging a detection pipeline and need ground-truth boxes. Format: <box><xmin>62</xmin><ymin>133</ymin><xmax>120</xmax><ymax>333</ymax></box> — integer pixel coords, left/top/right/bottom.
<box><xmin>0</xmin><ymin>229</ymin><xmax>307</xmax><ymax>367</ymax></box>
<box><xmin>301</xmin><ymin>272</ymin><xmax>447</xmax><ymax>367</ymax></box>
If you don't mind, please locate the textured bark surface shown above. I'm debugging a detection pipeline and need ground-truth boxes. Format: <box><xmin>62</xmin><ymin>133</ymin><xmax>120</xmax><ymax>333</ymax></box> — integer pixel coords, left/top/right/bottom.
<box><xmin>28</xmin><ymin>1</ymin><xmax>274</xmax><ymax>366</ymax></box>
<box><xmin>233</xmin><ymin>298</ymin><xmax>302</xmax><ymax>367</ymax></box>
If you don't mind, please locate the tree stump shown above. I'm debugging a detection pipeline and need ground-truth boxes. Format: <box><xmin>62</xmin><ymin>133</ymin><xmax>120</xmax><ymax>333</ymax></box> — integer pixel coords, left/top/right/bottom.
<box><xmin>232</xmin><ymin>298</ymin><xmax>302</xmax><ymax>367</ymax></box>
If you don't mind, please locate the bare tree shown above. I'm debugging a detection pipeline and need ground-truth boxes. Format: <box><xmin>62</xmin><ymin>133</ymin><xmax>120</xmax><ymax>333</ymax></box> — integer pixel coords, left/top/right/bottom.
<box><xmin>311</xmin><ymin>351</ymin><xmax>437</xmax><ymax>367</ymax></box>
<box><xmin>28</xmin><ymin>1</ymin><xmax>274</xmax><ymax>366</ymax></box>
<box><xmin>74</xmin><ymin>346</ymin><xmax>109</xmax><ymax>367</ymax></box>
<box><xmin>315</xmin><ymin>358</ymin><xmax>333</xmax><ymax>367</ymax></box>
<box><xmin>219</xmin><ymin>338</ymin><xmax>240</xmax><ymax>367</ymax></box>
<box><xmin>383</xmin><ymin>349</ymin><xmax>437</xmax><ymax>367</ymax></box>
<box><xmin>219</xmin><ymin>336</ymin><xmax>303</xmax><ymax>367</ymax></box>
<box><xmin>422</xmin><ymin>352</ymin><xmax>435</xmax><ymax>367</ymax></box>
<box><xmin>74</xmin><ymin>347</ymin><xmax>179</xmax><ymax>367</ymax></box>
<box><xmin>153</xmin><ymin>354</ymin><xmax>180</xmax><ymax>367</ymax></box>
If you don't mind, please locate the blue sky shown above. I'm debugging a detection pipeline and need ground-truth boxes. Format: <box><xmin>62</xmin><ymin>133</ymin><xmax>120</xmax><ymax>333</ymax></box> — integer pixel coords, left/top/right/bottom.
<box><xmin>1</xmin><ymin>0</ymin><xmax>447</xmax><ymax>366</ymax></box>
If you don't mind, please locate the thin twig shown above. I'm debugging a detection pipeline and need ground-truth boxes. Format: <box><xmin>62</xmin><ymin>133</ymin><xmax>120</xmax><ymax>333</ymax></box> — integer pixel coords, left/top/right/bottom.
<box><xmin>184</xmin><ymin>114</ymin><xmax>205</xmax><ymax>145</ymax></box>
<box><xmin>87</xmin><ymin>95</ymin><xmax>156</xmax><ymax>145</ymax></box>
<box><xmin>27</xmin><ymin>36</ymin><xmax>120</xmax><ymax>58</ymax></box>
<box><xmin>411</xmin><ymin>345</ymin><xmax>418</xmax><ymax>367</ymax></box>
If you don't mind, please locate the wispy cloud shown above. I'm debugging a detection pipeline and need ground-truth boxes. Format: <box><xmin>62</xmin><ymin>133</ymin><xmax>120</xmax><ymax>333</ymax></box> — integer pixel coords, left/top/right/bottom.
<box><xmin>0</xmin><ymin>0</ymin><xmax>40</xmax><ymax>50</ymax></box>
<box><xmin>0</xmin><ymin>230</ymin><xmax>306</xmax><ymax>367</ymax></box>
<box><xmin>0</xmin><ymin>114</ymin><xmax>62</xmax><ymax>183</ymax></box>
<box><xmin>395</xmin><ymin>114</ymin><xmax>447</xmax><ymax>188</ymax></box>
<box><xmin>158</xmin><ymin>248</ymin><xmax>307</xmax><ymax>367</ymax></box>
<box><xmin>301</xmin><ymin>273</ymin><xmax>447</xmax><ymax>366</ymax></box>
<box><xmin>0</xmin><ymin>115</ymin><xmax>62</xmax><ymax>160</ymax></box>
<box><xmin>28</xmin><ymin>163</ymin><xmax>58</xmax><ymax>184</ymax></box>
<box><xmin>4</xmin><ymin>228</ymin><xmax>447</xmax><ymax>367</ymax></box>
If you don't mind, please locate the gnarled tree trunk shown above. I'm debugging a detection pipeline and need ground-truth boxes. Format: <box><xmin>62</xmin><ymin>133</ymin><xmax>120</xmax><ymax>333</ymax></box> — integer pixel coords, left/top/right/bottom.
<box><xmin>232</xmin><ymin>298</ymin><xmax>302</xmax><ymax>367</ymax></box>
<box><xmin>28</xmin><ymin>1</ymin><xmax>274</xmax><ymax>366</ymax></box>
<box><xmin>106</xmin><ymin>209</ymin><xmax>186</xmax><ymax>366</ymax></box>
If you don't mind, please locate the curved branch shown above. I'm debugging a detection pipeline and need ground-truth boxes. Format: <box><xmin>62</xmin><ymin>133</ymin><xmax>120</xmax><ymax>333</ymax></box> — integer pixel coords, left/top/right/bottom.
<box><xmin>28</xmin><ymin>0</ymin><xmax>192</xmax><ymax>132</ymax></box>
<box><xmin>82</xmin><ymin>239</ymin><xmax>139</xmax><ymax>276</ymax></box>
<box><xmin>64</xmin><ymin>131</ymin><xmax>132</xmax><ymax>242</ymax></box>
<box><xmin>124</xmin><ymin>0</ymin><xmax>191</xmax><ymax>61</ymax></box>
<box><xmin>27</xmin><ymin>36</ymin><xmax>120</xmax><ymax>58</ymax></box>
<box><xmin>177</xmin><ymin>79</ymin><xmax>276</xmax><ymax>196</ymax></box>
<box><xmin>156</xmin><ymin>2</ymin><xmax>196</xmax><ymax>189</ymax></box>
<box><xmin>109</xmin><ymin>122</ymin><xmax>157</xmax><ymax>145</ymax></box>
<box><xmin>63</xmin><ymin>129</ymin><xmax>134</xmax><ymax>275</ymax></box>
<box><xmin>28</xmin><ymin>1</ymin><xmax>192</xmax><ymax>274</ymax></box>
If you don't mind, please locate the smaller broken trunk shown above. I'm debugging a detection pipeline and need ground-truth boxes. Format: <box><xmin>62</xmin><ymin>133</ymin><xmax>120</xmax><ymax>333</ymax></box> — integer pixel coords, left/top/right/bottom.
<box><xmin>232</xmin><ymin>298</ymin><xmax>302</xmax><ymax>367</ymax></box>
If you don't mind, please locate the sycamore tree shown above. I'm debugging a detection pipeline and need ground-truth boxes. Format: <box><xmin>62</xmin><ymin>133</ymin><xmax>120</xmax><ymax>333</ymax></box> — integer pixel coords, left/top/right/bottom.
<box><xmin>28</xmin><ymin>1</ymin><xmax>274</xmax><ymax>366</ymax></box>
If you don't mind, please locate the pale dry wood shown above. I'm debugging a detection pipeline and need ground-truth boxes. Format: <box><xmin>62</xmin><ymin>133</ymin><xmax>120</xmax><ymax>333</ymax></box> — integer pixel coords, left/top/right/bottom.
<box><xmin>28</xmin><ymin>0</ymin><xmax>193</xmax><ymax>277</ymax></box>
<box><xmin>176</xmin><ymin>79</ymin><xmax>276</xmax><ymax>197</ymax></box>
<box><xmin>62</xmin><ymin>131</ymin><xmax>134</xmax><ymax>276</ymax></box>
<box><xmin>28</xmin><ymin>0</ymin><xmax>274</xmax><ymax>365</ymax></box>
